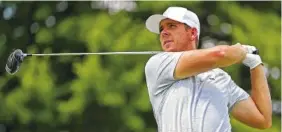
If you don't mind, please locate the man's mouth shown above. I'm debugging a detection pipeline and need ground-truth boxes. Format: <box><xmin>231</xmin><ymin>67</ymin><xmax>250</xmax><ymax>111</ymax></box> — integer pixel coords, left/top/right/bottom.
<box><xmin>163</xmin><ymin>40</ymin><xmax>173</xmax><ymax>46</ymax></box>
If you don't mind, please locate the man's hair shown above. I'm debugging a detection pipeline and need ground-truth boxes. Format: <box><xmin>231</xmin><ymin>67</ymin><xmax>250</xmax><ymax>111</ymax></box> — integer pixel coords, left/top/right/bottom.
<box><xmin>184</xmin><ymin>24</ymin><xmax>199</xmax><ymax>48</ymax></box>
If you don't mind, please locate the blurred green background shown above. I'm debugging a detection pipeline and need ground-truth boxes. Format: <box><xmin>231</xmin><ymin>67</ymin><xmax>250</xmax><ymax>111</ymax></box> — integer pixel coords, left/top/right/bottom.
<box><xmin>0</xmin><ymin>1</ymin><xmax>280</xmax><ymax>132</ymax></box>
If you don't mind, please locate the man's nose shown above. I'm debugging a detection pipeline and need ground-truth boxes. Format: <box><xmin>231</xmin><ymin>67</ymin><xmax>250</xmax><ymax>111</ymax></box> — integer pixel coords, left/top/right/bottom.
<box><xmin>161</xmin><ymin>29</ymin><xmax>169</xmax><ymax>37</ymax></box>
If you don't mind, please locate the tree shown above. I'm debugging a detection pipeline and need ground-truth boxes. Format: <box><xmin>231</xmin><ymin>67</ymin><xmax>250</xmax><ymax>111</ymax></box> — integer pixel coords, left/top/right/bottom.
<box><xmin>0</xmin><ymin>1</ymin><xmax>280</xmax><ymax>132</ymax></box>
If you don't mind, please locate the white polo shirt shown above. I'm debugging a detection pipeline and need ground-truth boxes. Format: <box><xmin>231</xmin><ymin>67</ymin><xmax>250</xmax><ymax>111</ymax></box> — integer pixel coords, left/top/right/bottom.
<box><xmin>145</xmin><ymin>52</ymin><xmax>250</xmax><ymax>132</ymax></box>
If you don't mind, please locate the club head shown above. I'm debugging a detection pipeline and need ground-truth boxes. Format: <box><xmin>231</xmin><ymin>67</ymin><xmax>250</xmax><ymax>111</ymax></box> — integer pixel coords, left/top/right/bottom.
<box><xmin>5</xmin><ymin>49</ymin><xmax>26</xmax><ymax>75</ymax></box>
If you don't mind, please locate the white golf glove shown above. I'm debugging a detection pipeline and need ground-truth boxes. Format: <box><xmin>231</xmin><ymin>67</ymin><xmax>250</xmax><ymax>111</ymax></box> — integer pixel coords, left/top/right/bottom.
<box><xmin>242</xmin><ymin>45</ymin><xmax>262</xmax><ymax>69</ymax></box>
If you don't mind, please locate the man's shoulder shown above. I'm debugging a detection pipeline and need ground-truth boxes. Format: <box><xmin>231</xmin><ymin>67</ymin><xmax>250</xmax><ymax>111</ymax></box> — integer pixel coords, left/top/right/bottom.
<box><xmin>145</xmin><ymin>53</ymin><xmax>162</xmax><ymax>72</ymax></box>
<box><xmin>145</xmin><ymin>52</ymin><xmax>184</xmax><ymax>76</ymax></box>
<box><xmin>146</xmin><ymin>52</ymin><xmax>183</xmax><ymax>64</ymax></box>
<box><xmin>147</xmin><ymin>53</ymin><xmax>163</xmax><ymax>62</ymax></box>
<box><xmin>145</xmin><ymin>53</ymin><xmax>160</xmax><ymax>65</ymax></box>
<box><xmin>145</xmin><ymin>52</ymin><xmax>168</xmax><ymax>66</ymax></box>
<box><xmin>145</xmin><ymin>52</ymin><xmax>182</xmax><ymax>69</ymax></box>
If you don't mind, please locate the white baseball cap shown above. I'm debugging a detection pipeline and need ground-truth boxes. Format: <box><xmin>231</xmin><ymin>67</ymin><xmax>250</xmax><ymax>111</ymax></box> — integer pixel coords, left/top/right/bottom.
<box><xmin>145</xmin><ymin>7</ymin><xmax>200</xmax><ymax>39</ymax></box>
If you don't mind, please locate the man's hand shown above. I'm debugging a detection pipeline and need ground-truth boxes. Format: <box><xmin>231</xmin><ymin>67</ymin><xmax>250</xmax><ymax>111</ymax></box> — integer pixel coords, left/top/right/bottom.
<box><xmin>242</xmin><ymin>45</ymin><xmax>257</xmax><ymax>54</ymax></box>
<box><xmin>242</xmin><ymin>45</ymin><xmax>262</xmax><ymax>69</ymax></box>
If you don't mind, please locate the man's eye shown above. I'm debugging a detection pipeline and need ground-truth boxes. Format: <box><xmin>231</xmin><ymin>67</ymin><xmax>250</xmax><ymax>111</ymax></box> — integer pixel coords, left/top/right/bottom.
<box><xmin>159</xmin><ymin>27</ymin><xmax>163</xmax><ymax>32</ymax></box>
<box><xmin>169</xmin><ymin>24</ymin><xmax>176</xmax><ymax>28</ymax></box>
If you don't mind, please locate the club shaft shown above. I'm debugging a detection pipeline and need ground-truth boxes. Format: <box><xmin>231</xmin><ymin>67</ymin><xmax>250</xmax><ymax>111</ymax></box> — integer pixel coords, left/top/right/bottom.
<box><xmin>24</xmin><ymin>49</ymin><xmax>259</xmax><ymax>57</ymax></box>
<box><xmin>26</xmin><ymin>51</ymin><xmax>162</xmax><ymax>56</ymax></box>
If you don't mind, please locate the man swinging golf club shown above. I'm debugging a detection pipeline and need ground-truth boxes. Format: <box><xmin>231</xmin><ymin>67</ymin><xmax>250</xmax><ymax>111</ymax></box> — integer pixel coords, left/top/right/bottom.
<box><xmin>144</xmin><ymin>7</ymin><xmax>272</xmax><ymax>132</ymax></box>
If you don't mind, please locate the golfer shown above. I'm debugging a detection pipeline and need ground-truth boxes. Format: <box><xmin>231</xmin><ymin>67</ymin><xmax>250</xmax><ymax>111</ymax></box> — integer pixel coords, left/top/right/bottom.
<box><xmin>144</xmin><ymin>7</ymin><xmax>272</xmax><ymax>132</ymax></box>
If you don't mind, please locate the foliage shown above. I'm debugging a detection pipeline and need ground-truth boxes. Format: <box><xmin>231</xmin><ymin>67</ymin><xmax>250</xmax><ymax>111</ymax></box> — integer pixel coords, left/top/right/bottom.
<box><xmin>0</xmin><ymin>1</ymin><xmax>280</xmax><ymax>132</ymax></box>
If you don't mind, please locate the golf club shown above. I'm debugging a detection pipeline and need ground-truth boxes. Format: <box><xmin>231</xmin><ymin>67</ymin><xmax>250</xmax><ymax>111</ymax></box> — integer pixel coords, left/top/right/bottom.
<box><xmin>5</xmin><ymin>49</ymin><xmax>259</xmax><ymax>75</ymax></box>
<box><xmin>5</xmin><ymin>49</ymin><xmax>162</xmax><ymax>75</ymax></box>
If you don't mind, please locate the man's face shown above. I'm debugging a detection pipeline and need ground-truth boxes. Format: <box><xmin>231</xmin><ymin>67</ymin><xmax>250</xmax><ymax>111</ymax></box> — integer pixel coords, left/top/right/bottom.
<box><xmin>159</xmin><ymin>18</ymin><xmax>197</xmax><ymax>52</ymax></box>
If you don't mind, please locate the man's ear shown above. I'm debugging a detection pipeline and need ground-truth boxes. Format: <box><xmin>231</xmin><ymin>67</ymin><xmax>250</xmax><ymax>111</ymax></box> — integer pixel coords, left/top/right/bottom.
<box><xmin>191</xmin><ymin>28</ymin><xmax>198</xmax><ymax>41</ymax></box>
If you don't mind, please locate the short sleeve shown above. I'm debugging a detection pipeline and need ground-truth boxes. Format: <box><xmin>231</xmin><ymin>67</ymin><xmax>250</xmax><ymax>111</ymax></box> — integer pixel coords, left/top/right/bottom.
<box><xmin>145</xmin><ymin>52</ymin><xmax>184</xmax><ymax>94</ymax></box>
<box><xmin>227</xmin><ymin>77</ymin><xmax>250</xmax><ymax>111</ymax></box>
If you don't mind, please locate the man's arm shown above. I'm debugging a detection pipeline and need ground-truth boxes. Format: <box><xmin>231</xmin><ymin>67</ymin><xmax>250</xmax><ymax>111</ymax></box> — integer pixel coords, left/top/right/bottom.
<box><xmin>250</xmin><ymin>65</ymin><xmax>272</xmax><ymax>127</ymax></box>
<box><xmin>231</xmin><ymin>65</ymin><xmax>272</xmax><ymax>129</ymax></box>
<box><xmin>174</xmin><ymin>43</ymin><xmax>246</xmax><ymax>79</ymax></box>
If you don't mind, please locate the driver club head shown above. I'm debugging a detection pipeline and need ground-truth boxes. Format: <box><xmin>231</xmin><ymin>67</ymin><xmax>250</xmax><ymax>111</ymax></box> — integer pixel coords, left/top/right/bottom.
<box><xmin>5</xmin><ymin>49</ymin><xmax>27</xmax><ymax>75</ymax></box>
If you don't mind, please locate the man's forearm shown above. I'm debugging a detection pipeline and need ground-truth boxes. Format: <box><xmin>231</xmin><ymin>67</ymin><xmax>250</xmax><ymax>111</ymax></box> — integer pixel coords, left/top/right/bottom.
<box><xmin>174</xmin><ymin>44</ymin><xmax>247</xmax><ymax>79</ymax></box>
<box><xmin>250</xmin><ymin>65</ymin><xmax>272</xmax><ymax>127</ymax></box>
<box><xmin>215</xmin><ymin>44</ymin><xmax>246</xmax><ymax>67</ymax></box>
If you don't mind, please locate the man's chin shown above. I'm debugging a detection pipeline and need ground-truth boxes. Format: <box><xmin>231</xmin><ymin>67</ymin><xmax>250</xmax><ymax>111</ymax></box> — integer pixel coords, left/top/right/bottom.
<box><xmin>163</xmin><ymin>48</ymin><xmax>176</xmax><ymax>52</ymax></box>
<box><xmin>163</xmin><ymin>48</ymin><xmax>192</xmax><ymax>52</ymax></box>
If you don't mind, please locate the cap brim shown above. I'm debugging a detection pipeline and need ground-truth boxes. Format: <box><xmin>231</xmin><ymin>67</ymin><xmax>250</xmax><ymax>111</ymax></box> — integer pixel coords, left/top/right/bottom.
<box><xmin>145</xmin><ymin>14</ymin><xmax>167</xmax><ymax>34</ymax></box>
